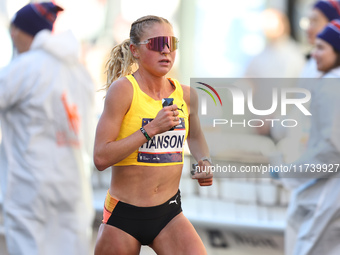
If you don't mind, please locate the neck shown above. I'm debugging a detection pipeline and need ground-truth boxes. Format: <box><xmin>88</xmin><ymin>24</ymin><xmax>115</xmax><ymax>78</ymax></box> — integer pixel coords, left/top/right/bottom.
<box><xmin>21</xmin><ymin>40</ymin><xmax>33</xmax><ymax>53</ymax></box>
<box><xmin>18</xmin><ymin>32</ymin><xmax>34</xmax><ymax>53</ymax></box>
<box><xmin>135</xmin><ymin>70</ymin><xmax>172</xmax><ymax>99</ymax></box>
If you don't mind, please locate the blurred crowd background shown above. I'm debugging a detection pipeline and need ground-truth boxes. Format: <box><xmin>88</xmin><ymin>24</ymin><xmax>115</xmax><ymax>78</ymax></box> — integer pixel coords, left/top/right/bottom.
<box><xmin>0</xmin><ymin>0</ymin><xmax>323</xmax><ymax>254</ymax></box>
<box><xmin>0</xmin><ymin>0</ymin><xmax>315</xmax><ymax>107</ymax></box>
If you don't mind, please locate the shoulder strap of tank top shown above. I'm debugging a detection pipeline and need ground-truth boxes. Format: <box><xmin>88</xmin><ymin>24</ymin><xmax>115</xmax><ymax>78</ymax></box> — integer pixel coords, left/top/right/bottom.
<box><xmin>168</xmin><ymin>77</ymin><xmax>183</xmax><ymax>97</ymax></box>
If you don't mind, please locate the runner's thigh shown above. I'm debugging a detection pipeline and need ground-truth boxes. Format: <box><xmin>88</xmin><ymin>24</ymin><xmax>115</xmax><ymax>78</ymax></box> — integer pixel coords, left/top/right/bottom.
<box><xmin>150</xmin><ymin>213</ymin><xmax>207</xmax><ymax>255</ymax></box>
<box><xmin>95</xmin><ymin>224</ymin><xmax>141</xmax><ymax>255</ymax></box>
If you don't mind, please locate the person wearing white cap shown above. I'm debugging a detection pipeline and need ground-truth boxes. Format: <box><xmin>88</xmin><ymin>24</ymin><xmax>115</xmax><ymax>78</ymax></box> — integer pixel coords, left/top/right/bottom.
<box><xmin>0</xmin><ymin>2</ymin><xmax>95</xmax><ymax>255</ymax></box>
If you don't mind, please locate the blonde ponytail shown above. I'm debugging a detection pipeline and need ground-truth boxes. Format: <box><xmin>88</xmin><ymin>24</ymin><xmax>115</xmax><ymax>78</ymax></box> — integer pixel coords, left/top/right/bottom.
<box><xmin>104</xmin><ymin>39</ymin><xmax>136</xmax><ymax>91</ymax></box>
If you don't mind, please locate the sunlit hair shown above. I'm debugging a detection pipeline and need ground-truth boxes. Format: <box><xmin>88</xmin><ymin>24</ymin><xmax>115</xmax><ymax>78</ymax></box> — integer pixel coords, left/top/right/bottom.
<box><xmin>104</xmin><ymin>15</ymin><xmax>172</xmax><ymax>91</ymax></box>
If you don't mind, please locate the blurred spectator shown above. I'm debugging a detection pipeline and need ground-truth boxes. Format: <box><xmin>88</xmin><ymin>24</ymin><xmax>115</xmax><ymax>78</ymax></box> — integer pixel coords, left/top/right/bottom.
<box><xmin>301</xmin><ymin>0</ymin><xmax>340</xmax><ymax>79</ymax></box>
<box><xmin>0</xmin><ymin>2</ymin><xmax>95</xmax><ymax>255</ymax></box>
<box><xmin>271</xmin><ymin>0</ymin><xmax>340</xmax><ymax>187</ymax></box>
<box><xmin>243</xmin><ymin>9</ymin><xmax>305</xmax><ymax>133</ymax></box>
<box><xmin>244</xmin><ymin>8</ymin><xmax>305</xmax><ymax>79</ymax></box>
<box><xmin>249</xmin><ymin>3</ymin><xmax>340</xmax><ymax>157</ymax></box>
<box><xmin>277</xmin><ymin>19</ymin><xmax>340</xmax><ymax>255</ymax></box>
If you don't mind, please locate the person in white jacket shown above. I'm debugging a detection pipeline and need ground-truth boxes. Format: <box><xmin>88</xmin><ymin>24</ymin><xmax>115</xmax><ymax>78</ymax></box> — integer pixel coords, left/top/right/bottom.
<box><xmin>0</xmin><ymin>2</ymin><xmax>95</xmax><ymax>255</ymax></box>
<box><xmin>270</xmin><ymin>0</ymin><xmax>340</xmax><ymax>190</ymax></box>
<box><xmin>276</xmin><ymin>19</ymin><xmax>340</xmax><ymax>255</ymax></box>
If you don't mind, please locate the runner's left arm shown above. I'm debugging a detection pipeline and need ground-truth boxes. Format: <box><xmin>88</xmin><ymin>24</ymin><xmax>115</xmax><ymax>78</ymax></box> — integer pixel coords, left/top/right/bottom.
<box><xmin>183</xmin><ymin>85</ymin><xmax>213</xmax><ymax>186</ymax></box>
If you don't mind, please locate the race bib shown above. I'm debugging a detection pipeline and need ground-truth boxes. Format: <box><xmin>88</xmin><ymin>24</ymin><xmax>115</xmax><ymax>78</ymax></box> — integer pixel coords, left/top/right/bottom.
<box><xmin>138</xmin><ymin>118</ymin><xmax>186</xmax><ymax>163</ymax></box>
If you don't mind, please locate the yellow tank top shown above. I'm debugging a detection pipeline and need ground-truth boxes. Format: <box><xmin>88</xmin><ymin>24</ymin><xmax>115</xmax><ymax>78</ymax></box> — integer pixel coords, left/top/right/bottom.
<box><xmin>114</xmin><ymin>74</ymin><xmax>189</xmax><ymax>166</ymax></box>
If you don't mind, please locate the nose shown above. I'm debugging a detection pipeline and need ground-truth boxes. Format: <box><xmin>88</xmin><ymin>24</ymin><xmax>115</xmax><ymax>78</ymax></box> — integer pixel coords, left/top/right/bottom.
<box><xmin>311</xmin><ymin>48</ymin><xmax>317</xmax><ymax>59</ymax></box>
<box><xmin>306</xmin><ymin>26</ymin><xmax>315</xmax><ymax>42</ymax></box>
<box><xmin>161</xmin><ymin>43</ymin><xmax>171</xmax><ymax>54</ymax></box>
<box><xmin>9</xmin><ymin>26</ymin><xmax>15</xmax><ymax>38</ymax></box>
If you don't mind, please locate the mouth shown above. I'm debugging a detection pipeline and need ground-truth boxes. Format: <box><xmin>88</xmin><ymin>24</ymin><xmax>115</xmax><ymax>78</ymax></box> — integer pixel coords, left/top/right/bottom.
<box><xmin>159</xmin><ymin>59</ymin><xmax>171</xmax><ymax>64</ymax></box>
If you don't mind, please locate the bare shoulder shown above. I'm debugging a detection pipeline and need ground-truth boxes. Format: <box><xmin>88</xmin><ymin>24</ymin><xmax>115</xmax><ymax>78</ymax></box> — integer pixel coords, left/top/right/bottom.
<box><xmin>181</xmin><ymin>84</ymin><xmax>198</xmax><ymax>112</ymax></box>
<box><xmin>104</xmin><ymin>76</ymin><xmax>133</xmax><ymax>113</ymax></box>
<box><xmin>181</xmin><ymin>83</ymin><xmax>191</xmax><ymax>95</ymax></box>
<box><xmin>181</xmin><ymin>83</ymin><xmax>198</xmax><ymax>95</ymax></box>
<box><xmin>96</xmin><ymin>76</ymin><xmax>134</xmax><ymax>143</ymax></box>
<box><xmin>105</xmin><ymin>77</ymin><xmax>133</xmax><ymax>101</ymax></box>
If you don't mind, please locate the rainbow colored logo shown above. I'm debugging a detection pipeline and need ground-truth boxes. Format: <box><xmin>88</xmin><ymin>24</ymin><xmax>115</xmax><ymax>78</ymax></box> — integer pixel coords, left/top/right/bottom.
<box><xmin>196</xmin><ymin>82</ymin><xmax>222</xmax><ymax>106</ymax></box>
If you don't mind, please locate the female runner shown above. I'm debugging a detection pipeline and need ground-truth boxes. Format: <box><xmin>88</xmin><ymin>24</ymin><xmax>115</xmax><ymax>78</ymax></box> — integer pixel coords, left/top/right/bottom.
<box><xmin>94</xmin><ymin>15</ymin><xmax>213</xmax><ymax>255</ymax></box>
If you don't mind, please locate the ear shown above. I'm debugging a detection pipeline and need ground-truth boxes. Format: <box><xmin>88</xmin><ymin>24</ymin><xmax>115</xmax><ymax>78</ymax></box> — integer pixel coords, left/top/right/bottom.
<box><xmin>130</xmin><ymin>44</ymin><xmax>139</xmax><ymax>59</ymax></box>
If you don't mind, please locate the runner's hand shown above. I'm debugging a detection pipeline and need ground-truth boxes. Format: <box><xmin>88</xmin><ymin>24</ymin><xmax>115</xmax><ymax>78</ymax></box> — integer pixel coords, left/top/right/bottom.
<box><xmin>146</xmin><ymin>104</ymin><xmax>180</xmax><ymax>135</ymax></box>
<box><xmin>192</xmin><ymin>160</ymin><xmax>213</xmax><ymax>186</ymax></box>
